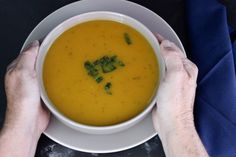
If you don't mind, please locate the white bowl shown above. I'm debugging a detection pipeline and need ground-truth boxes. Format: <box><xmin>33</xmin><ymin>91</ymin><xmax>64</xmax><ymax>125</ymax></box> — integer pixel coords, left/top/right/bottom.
<box><xmin>37</xmin><ymin>11</ymin><xmax>165</xmax><ymax>134</ymax></box>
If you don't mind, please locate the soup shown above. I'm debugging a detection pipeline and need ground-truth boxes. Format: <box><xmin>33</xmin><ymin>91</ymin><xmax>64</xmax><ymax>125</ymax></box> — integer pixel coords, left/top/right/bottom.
<box><xmin>43</xmin><ymin>20</ymin><xmax>159</xmax><ymax>126</ymax></box>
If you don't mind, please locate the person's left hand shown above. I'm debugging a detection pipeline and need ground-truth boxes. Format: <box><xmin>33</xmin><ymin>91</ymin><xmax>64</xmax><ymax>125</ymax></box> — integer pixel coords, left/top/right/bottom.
<box><xmin>4</xmin><ymin>41</ymin><xmax>50</xmax><ymax>138</ymax></box>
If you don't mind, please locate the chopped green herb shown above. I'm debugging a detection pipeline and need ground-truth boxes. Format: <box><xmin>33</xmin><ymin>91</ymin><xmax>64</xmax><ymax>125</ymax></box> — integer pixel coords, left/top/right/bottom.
<box><xmin>93</xmin><ymin>55</ymin><xmax>119</xmax><ymax>73</ymax></box>
<box><xmin>95</xmin><ymin>76</ymin><xmax>103</xmax><ymax>83</ymax></box>
<box><xmin>84</xmin><ymin>61</ymin><xmax>93</xmax><ymax>69</ymax></box>
<box><xmin>110</xmin><ymin>55</ymin><xmax>117</xmax><ymax>62</ymax></box>
<box><xmin>84</xmin><ymin>61</ymin><xmax>98</xmax><ymax>77</ymax></box>
<box><xmin>102</xmin><ymin>63</ymin><xmax>116</xmax><ymax>73</ymax></box>
<box><xmin>104</xmin><ymin>82</ymin><xmax>112</xmax><ymax>95</ymax></box>
<box><xmin>93</xmin><ymin>59</ymin><xmax>100</xmax><ymax>66</ymax></box>
<box><xmin>84</xmin><ymin>55</ymin><xmax>125</xmax><ymax>86</ymax></box>
<box><xmin>124</xmin><ymin>33</ymin><xmax>132</xmax><ymax>45</ymax></box>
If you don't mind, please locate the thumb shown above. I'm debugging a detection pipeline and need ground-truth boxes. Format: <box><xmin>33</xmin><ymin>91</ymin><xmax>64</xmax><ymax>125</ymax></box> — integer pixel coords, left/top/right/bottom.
<box><xmin>152</xmin><ymin>106</ymin><xmax>160</xmax><ymax>132</ymax></box>
<box><xmin>160</xmin><ymin>40</ymin><xmax>185</xmax><ymax>76</ymax></box>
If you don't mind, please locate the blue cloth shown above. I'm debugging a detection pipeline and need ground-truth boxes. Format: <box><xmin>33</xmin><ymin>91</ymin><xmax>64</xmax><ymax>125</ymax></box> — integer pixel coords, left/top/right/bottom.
<box><xmin>186</xmin><ymin>0</ymin><xmax>236</xmax><ymax>156</ymax></box>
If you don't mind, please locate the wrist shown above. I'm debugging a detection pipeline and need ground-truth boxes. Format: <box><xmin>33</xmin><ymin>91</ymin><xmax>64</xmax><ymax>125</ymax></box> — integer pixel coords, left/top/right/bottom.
<box><xmin>2</xmin><ymin>119</ymin><xmax>41</xmax><ymax>141</ymax></box>
<box><xmin>0</xmin><ymin>121</ymin><xmax>40</xmax><ymax>157</ymax></box>
<box><xmin>157</xmin><ymin>112</ymin><xmax>195</xmax><ymax>140</ymax></box>
<box><xmin>4</xmin><ymin>108</ymin><xmax>42</xmax><ymax>140</ymax></box>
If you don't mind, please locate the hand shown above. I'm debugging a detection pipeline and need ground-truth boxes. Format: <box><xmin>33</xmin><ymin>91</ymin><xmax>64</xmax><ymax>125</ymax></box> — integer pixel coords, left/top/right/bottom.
<box><xmin>4</xmin><ymin>41</ymin><xmax>50</xmax><ymax>138</ymax></box>
<box><xmin>152</xmin><ymin>34</ymin><xmax>198</xmax><ymax>136</ymax></box>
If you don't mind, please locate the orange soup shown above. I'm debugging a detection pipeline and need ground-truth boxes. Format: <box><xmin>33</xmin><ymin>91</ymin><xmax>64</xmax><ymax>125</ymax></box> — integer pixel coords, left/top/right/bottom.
<box><xmin>43</xmin><ymin>20</ymin><xmax>159</xmax><ymax>126</ymax></box>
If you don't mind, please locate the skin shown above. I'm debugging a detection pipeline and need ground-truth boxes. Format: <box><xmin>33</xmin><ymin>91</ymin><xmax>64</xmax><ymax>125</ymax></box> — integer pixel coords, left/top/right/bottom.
<box><xmin>0</xmin><ymin>41</ymin><xmax>50</xmax><ymax>157</ymax></box>
<box><xmin>0</xmin><ymin>36</ymin><xmax>209</xmax><ymax>157</ymax></box>
<box><xmin>152</xmin><ymin>34</ymin><xmax>209</xmax><ymax>157</ymax></box>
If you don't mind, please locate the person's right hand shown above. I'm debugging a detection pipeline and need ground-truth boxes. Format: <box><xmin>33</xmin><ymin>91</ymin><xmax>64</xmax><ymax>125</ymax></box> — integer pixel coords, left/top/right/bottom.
<box><xmin>4</xmin><ymin>41</ymin><xmax>50</xmax><ymax>138</ymax></box>
<box><xmin>0</xmin><ymin>41</ymin><xmax>50</xmax><ymax>157</ymax></box>
<box><xmin>152</xmin><ymin>34</ymin><xmax>198</xmax><ymax>136</ymax></box>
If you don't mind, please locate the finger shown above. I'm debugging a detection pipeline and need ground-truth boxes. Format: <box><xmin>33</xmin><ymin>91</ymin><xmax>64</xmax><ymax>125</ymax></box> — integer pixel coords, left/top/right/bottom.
<box><xmin>41</xmin><ymin>100</ymin><xmax>49</xmax><ymax>111</ymax></box>
<box><xmin>160</xmin><ymin>40</ymin><xmax>184</xmax><ymax>73</ymax></box>
<box><xmin>155</xmin><ymin>33</ymin><xmax>165</xmax><ymax>43</ymax></box>
<box><xmin>41</xmin><ymin>100</ymin><xmax>51</xmax><ymax>120</ymax></box>
<box><xmin>161</xmin><ymin>40</ymin><xmax>185</xmax><ymax>58</ymax></box>
<box><xmin>152</xmin><ymin>106</ymin><xmax>159</xmax><ymax>131</ymax></box>
<box><xmin>42</xmin><ymin>102</ymin><xmax>51</xmax><ymax>120</ymax></box>
<box><xmin>182</xmin><ymin>59</ymin><xmax>198</xmax><ymax>80</ymax></box>
<box><xmin>16</xmin><ymin>40</ymin><xmax>39</xmax><ymax>70</ymax></box>
<box><xmin>155</xmin><ymin>33</ymin><xmax>185</xmax><ymax>57</ymax></box>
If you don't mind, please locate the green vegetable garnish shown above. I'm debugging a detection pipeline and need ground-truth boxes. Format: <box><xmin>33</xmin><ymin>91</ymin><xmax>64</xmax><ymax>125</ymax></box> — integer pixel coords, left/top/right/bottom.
<box><xmin>124</xmin><ymin>33</ymin><xmax>132</xmax><ymax>45</ymax></box>
<box><xmin>93</xmin><ymin>55</ymin><xmax>119</xmax><ymax>73</ymax></box>
<box><xmin>104</xmin><ymin>82</ymin><xmax>112</xmax><ymax>95</ymax></box>
<box><xmin>84</xmin><ymin>55</ymin><xmax>125</xmax><ymax>90</ymax></box>
<box><xmin>102</xmin><ymin>63</ymin><xmax>116</xmax><ymax>73</ymax></box>
<box><xmin>84</xmin><ymin>61</ymin><xmax>98</xmax><ymax>77</ymax></box>
<box><xmin>95</xmin><ymin>76</ymin><xmax>103</xmax><ymax>83</ymax></box>
<box><xmin>110</xmin><ymin>55</ymin><xmax>117</xmax><ymax>62</ymax></box>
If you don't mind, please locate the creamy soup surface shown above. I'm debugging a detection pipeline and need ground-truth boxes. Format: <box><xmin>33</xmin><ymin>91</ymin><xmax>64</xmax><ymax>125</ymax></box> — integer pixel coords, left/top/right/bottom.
<box><xmin>43</xmin><ymin>20</ymin><xmax>159</xmax><ymax>126</ymax></box>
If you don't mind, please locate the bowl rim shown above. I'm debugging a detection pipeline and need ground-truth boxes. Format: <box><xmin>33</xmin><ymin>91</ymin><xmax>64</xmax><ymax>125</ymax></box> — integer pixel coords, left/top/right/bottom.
<box><xmin>37</xmin><ymin>11</ymin><xmax>164</xmax><ymax>132</ymax></box>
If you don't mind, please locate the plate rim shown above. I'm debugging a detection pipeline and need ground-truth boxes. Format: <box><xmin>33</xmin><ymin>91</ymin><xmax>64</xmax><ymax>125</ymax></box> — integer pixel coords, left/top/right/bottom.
<box><xmin>44</xmin><ymin>118</ymin><xmax>157</xmax><ymax>153</ymax></box>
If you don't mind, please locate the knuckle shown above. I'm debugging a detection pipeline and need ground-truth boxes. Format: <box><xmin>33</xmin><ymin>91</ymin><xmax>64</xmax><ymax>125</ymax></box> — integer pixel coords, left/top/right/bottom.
<box><xmin>170</xmin><ymin>55</ymin><xmax>184</xmax><ymax>71</ymax></box>
<box><xmin>11</xmin><ymin>67</ymin><xmax>36</xmax><ymax>79</ymax></box>
<box><xmin>5</xmin><ymin>70</ymin><xmax>16</xmax><ymax>85</ymax></box>
<box><xmin>188</xmin><ymin>75</ymin><xmax>198</xmax><ymax>85</ymax></box>
<box><xmin>6</xmin><ymin>67</ymin><xmax>12</xmax><ymax>75</ymax></box>
<box><xmin>192</xmin><ymin>63</ymin><xmax>198</xmax><ymax>74</ymax></box>
<box><xmin>182</xmin><ymin>59</ymin><xmax>199</xmax><ymax>79</ymax></box>
<box><xmin>22</xmin><ymin>49</ymin><xmax>32</xmax><ymax>55</ymax></box>
<box><xmin>189</xmin><ymin>62</ymin><xmax>198</xmax><ymax>78</ymax></box>
<box><xmin>5</xmin><ymin>66</ymin><xmax>16</xmax><ymax>77</ymax></box>
<box><xmin>12</xmin><ymin>69</ymin><xmax>24</xmax><ymax>77</ymax></box>
<box><xmin>22</xmin><ymin>49</ymin><xmax>36</xmax><ymax>57</ymax></box>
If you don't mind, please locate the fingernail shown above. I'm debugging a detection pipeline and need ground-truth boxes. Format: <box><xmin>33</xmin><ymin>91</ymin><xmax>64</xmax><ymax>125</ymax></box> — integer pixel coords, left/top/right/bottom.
<box><xmin>31</xmin><ymin>40</ymin><xmax>39</xmax><ymax>47</ymax></box>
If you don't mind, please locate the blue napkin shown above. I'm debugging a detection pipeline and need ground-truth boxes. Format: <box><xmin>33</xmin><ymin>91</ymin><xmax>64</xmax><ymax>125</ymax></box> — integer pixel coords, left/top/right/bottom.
<box><xmin>186</xmin><ymin>0</ymin><xmax>236</xmax><ymax>156</ymax></box>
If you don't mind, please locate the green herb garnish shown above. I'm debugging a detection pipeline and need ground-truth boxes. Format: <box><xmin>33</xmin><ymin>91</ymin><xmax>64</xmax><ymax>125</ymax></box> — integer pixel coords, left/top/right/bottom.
<box><xmin>84</xmin><ymin>55</ymin><xmax>124</xmax><ymax>94</ymax></box>
<box><xmin>93</xmin><ymin>55</ymin><xmax>119</xmax><ymax>73</ymax></box>
<box><xmin>102</xmin><ymin>63</ymin><xmax>116</xmax><ymax>73</ymax></box>
<box><xmin>104</xmin><ymin>82</ymin><xmax>112</xmax><ymax>95</ymax></box>
<box><xmin>110</xmin><ymin>55</ymin><xmax>117</xmax><ymax>62</ymax></box>
<box><xmin>84</xmin><ymin>61</ymin><xmax>98</xmax><ymax>77</ymax></box>
<box><xmin>95</xmin><ymin>76</ymin><xmax>103</xmax><ymax>83</ymax></box>
<box><xmin>124</xmin><ymin>33</ymin><xmax>132</xmax><ymax>45</ymax></box>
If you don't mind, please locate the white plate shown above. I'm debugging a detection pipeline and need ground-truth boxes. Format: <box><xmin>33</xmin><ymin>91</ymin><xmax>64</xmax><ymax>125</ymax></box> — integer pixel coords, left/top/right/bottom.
<box><xmin>22</xmin><ymin>0</ymin><xmax>185</xmax><ymax>153</ymax></box>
